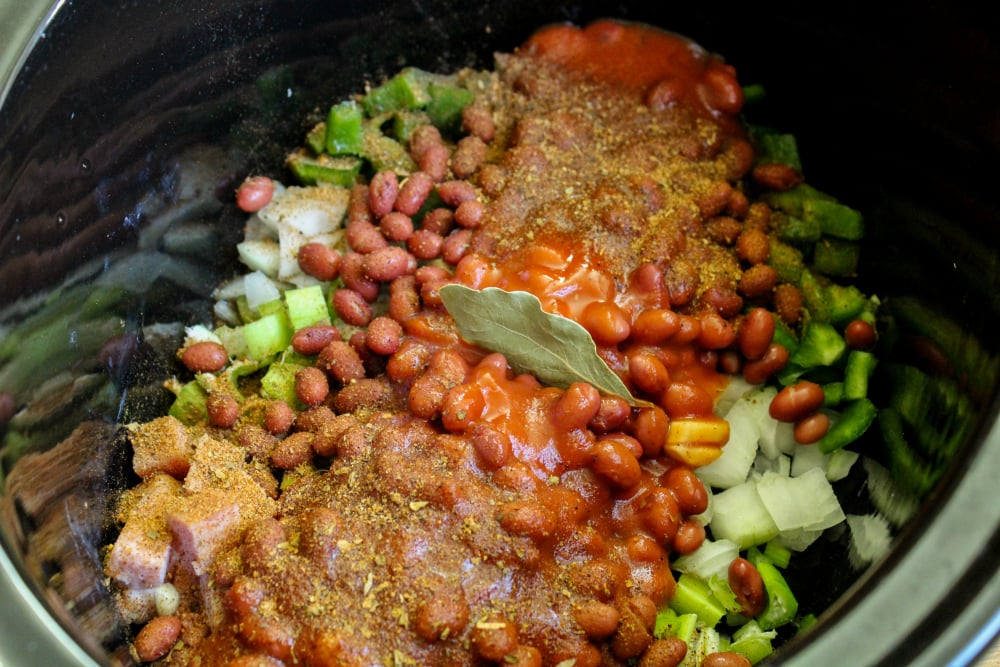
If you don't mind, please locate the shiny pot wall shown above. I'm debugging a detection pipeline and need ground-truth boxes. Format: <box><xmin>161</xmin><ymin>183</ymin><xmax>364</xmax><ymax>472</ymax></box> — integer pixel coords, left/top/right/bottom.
<box><xmin>0</xmin><ymin>1</ymin><xmax>998</xmax><ymax>666</ymax></box>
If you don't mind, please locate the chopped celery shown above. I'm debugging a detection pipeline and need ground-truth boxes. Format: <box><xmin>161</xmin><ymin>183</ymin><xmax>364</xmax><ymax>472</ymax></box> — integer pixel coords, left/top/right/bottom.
<box><xmin>168</xmin><ymin>380</ymin><xmax>208</xmax><ymax>425</ymax></box>
<box><xmin>284</xmin><ymin>285</ymin><xmax>331</xmax><ymax>330</ymax></box>
<box><xmin>654</xmin><ymin>607</ymin><xmax>698</xmax><ymax>642</ymax></box>
<box><xmin>669</xmin><ymin>574</ymin><xmax>727</xmax><ymax>627</ymax></box>
<box><xmin>260</xmin><ymin>361</ymin><xmax>307</xmax><ymax>407</ymax></box>
<box><xmin>762</xmin><ymin>540</ymin><xmax>792</xmax><ymax>569</ymax></box>
<box><xmin>817</xmin><ymin>398</ymin><xmax>877</xmax><ymax>454</ymax></box>
<box><xmin>324</xmin><ymin>100</ymin><xmax>364</xmax><ymax>155</ymax></box>
<box><xmin>244</xmin><ymin>311</ymin><xmax>293</xmax><ymax>360</ymax></box>
<box><xmin>730</xmin><ymin>621</ymin><xmax>777</xmax><ymax>664</ymax></box>
<box><xmin>747</xmin><ymin>549</ymin><xmax>799</xmax><ymax>630</ymax></box>
<box><xmin>802</xmin><ymin>198</ymin><xmax>864</xmax><ymax>240</ymax></box>
<box><xmin>708</xmin><ymin>575</ymin><xmax>744</xmax><ymax>614</ymax></box>
<box><xmin>843</xmin><ymin>350</ymin><xmax>877</xmax><ymax>400</ymax></box>
<box><xmin>812</xmin><ymin>237</ymin><xmax>860</xmax><ymax>277</ymax></box>
<box><xmin>789</xmin><ymin>320</ymin><xmax>846</xmax><ymax>369</ymax></box>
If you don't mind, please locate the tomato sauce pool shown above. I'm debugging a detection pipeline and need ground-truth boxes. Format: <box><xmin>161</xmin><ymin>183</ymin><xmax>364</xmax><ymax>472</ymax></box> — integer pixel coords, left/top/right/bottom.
<box><xmin>522</xmin><ymin>19</ymin><xmax>745</xmax><ymax>124</ymax></box>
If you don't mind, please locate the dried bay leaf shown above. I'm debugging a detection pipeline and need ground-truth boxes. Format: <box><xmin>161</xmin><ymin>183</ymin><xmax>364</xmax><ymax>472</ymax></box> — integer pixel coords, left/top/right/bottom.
<box><xmin>439</xmin><ymin>284</ymin><xmax>649</xmax><ymax>406</ymax></box>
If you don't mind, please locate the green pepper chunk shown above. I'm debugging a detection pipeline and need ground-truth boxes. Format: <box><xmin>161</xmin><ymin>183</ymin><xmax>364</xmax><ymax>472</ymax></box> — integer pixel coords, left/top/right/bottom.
<box><xmin>789</xmin><ymin>320</ymin><xmax>846</xmax><ymax>369</ymax></box>
<box><xmin>772</xmin><ymin>210</ymin><xmax>821</xmax><ymax>246</ymax></box>
<box><xmin>286</xmin><ymin>151</ymin><xmax>362</xmax><ymax>186</ymax></box>
<box><xmin>813</xmin><ymin>237</ymin><xmax>860</xmax><ymax>277</ymax></box>
<box><xmin>427</xmin><ymin>82</ymin><xmax>474</xmax><ymax>134</ymax></box>
<box><xmin>817</xmin><ymin>397</ymin><xmax>877</xmax><ymax>453</ymax></box>
<box><xmin>803</xmin><ymin>198</ymin><xmax>865</xmax><ymax>240</ymax></box>
<box><xmin>843</xmin><ymin>350</ymin><xmax>877</xmax><ymax>401</ymax></box>
<box><xmin>363</xmin><ymin>67</ymin><xmax>432</xmax><ymax>115</ymax></box>
<box><xmin>325</xmin><ymin>100</ymin><xmax>364</xmax><ymax>155</ymax></box>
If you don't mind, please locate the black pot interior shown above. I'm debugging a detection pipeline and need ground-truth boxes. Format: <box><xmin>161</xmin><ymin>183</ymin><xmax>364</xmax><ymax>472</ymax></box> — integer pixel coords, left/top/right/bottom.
<box><xmin>1</xmin><ymin>1</ymin><xmax>998</xmax><ymax>665</ymax></box>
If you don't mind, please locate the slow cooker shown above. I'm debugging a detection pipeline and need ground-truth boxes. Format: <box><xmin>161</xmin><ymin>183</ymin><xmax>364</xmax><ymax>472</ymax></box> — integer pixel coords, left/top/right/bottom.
<box><xmin>1</xmin><ymin>1</ymin><xmax>998</xmax><ymax>665</ymax></box>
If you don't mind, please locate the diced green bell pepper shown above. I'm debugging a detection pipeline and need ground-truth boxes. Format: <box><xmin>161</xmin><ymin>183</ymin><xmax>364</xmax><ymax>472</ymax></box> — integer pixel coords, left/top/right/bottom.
<box><xmin>325</xmin><ymin>100</ymin><xmax>364</xmax><ymax>155</ymax></box>
<box><xmin>813</xmin><ymin>238</ymin><xmax>860</xmax><ymax>277</ymax></box>
<box><xmin>287</xmin><ymin>151</ymin><xmax>362</xmax><ymax>186</ymax></box>
<box><xmin>817</xmin><ymin>397</ymin><xmax>877</xmax><ymax>453</ymax></box>
<box><xmin>802</xmin><ymin>198</ymin><xmax>865</xmax><ymax>240</ymax></box>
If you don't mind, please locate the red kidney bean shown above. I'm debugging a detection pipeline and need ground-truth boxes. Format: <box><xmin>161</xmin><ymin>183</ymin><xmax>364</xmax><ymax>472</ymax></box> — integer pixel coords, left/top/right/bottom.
<box><xmin>291</xmin><ymin>324</ymin><xmax>341</xmax><ymax>356</ymax></box>
<box><xmin>589</xmin><ymin>395</ymin><xmax>631</xmax><ymax>433</ymax></box>
<box><xmin>441</xmin><ymin>228</ymin><xmax>473</xmax><ymax>265</ymax></box>
<box><xmin>639</xmin><ymin>637</ymin><xmax>688</xmax><ymax>667</ymax></box>
<box><xmin>339</xmin><ymin>253</ymin><xmax>380</xmax><ymax>302</ymax></box>
<box><xmin>345</xmin><ymin>219</ymin><xmax>388</xmax><ymax>254</ymax></box>
<box><xmin>575</xmin><ymin>600</ymin><xmax>621</xmax><ymax>639</ymax></box>
<box><xmin>206</xmin><ymin>392</ymin><xmax>240</xmax><ymax>429</ymax></box>
<box><xmin>462</xmin><ymin>105</ymin><xmax>496</xmax><ymax>143</ymax></box>
<box><xmin>769</xmin><ymin>380</ymin><xmax>825</xmax><ymax>422</ymax></box>
<box><xmin>672</xmin><ymin>519</ymin><xmax>705</xmax><ymax>555</ymax></box>
<box><xmin>271</xmin><ymin>431</ymin><xmax>315</xmax><ymax>469</ymax></box>
<box><xmin>718</xmin><ymin>350</ymin><xmax>741</xmax><ymax>375</ymax></box>
<box><xmin>419</xmin><ymin>143</ymin><xmax>451</xmax><ymax>182</ymax></box>
<box><xmin>736</xmin><ymin>228</ymin><xmax>770</xmax><ymax>265</ymax></box>
<box><xmin>378</xmin><ymin>211</ymin><xmax>414</xmax><ymax>242</ymax></box>
<box><xmin>471</xmin><ymin>422</ymin><xmax>511</xmax><ymax>469</ymax></box>
<box><xmin>181</xmin><ymin>341</ymin><xmax>228</xmax><ymax>373</ymax></box>
<box><xmin>471</xmin><ymin>616</ymin><xmax>519</xmax><ymax>662</ymax></box>
<box><xmin>385</xmin><ymin>339</ymin><xmax>430</xmax><ymax>383</ymax></box>
<box><xmin>451</xmin><ymin>135</ymin><xmax>488</xmax><ymax>179</ymax></box>
<box><xmin>845</xmin><ymin>318</ymin><xmax>877</xmax><ymax>350</ymax></box>
<box><xmin>663</xmin><ymin>382</ymin><xmax>713</xmax><ymax>419</ymax></box>
<box><xmin>407</xmin><ymin>229</ymin><xmax>444</xmax><ymax>260</ymax></box>
<box><xmin>297</xmin><ymin>242</ymin><xmax>340</xmax><ymax>281</ymax></box>
<box><xmin>700</xmin><ymin>62</ymin><xmax>743</xmax><ymax>114</ymax></box>
<box><xmin>409</xmin><ymin>124</ymin><xmax>443</xmax><ymax>158</ymax></box>
<box><xmin>454</xmin><ymin>199</ymin><xmax>485</xmax><ymax>229</ymax></box>
<box><xmin>794</xmin><ymin>411</ymin><xmax>831</xmax><ymax>444</ymax></box>
<box><xmin>728</xmin><ymin>557</ymin><xmax>766</xmax><ymax>617</ymax></box>
<box><xmin>697</xmin><ymin>312</ymin><xmax>736</xmax><ymax>350</ymax></box>
<box><xmin>363</xmin><ymin>245</ymin><xmax>416</xmax><ymax>282</ymax></box>
<box><xmin>631</xmin><ymin>309</ymin><xmax>680</xmax><ymax>344</ymax></box>
<box><xmin>701</xmin><ymin>287</ymin><xmax>744</xmax><ymax>319</ymax></box>
<box><xmin>600</xmin><ymin>433</ymin><xmax>644</xmax><ymax>459</ymax></box>
<box><xmin>347</xmin><ymin>183</ymin><xmax>373</xmax><ymax>225</ymax></box>
<box><xmin>640</xmin><ymin>488</ymin><xmax>680</xmax><ymax>545</ymax></box>
<box><xmin>421</xmin><ymin>207</ymin><xmax>455</xmax><ymax>235</ymax></box>
<box><xmin>364</xmin><ymin>316</ymin><xmax>403</xmax><ymax>356</ymax></box>
<box><xmin>332</xmin><ymin>288</ymin><xmax>372</xmax><ymax>326</ymax></box>
<box><xmin>592</xmin><ymin>438</ymin><xmax>643</xmax><ymax>489</ymax></box>
<box><xmin>414</xmin><ymin>594</ymin><xmax>470</xmax><ymax>642</ymax></box>
<box><xmin>368</xmin><ymin>170</ymin><xmax>399</xmax><ymax>218</ymax></box>
<box><xmin>295</xmin><ymin>367</ymin><xmax>329</xmax><ymax>406</ymax></box>
<box><xmin>663</xmin><ymin>466</ymin><xmax>708</xmax><ymax>515</ymax></box>
<box><xmin>705</xmin><ymin>216</ymin><xmax>743</xmax><ymax>245</ymax></box>
<box><xmin>581</xmin><ymin>301</ymin><xmax>631</xmax><ymax>345</ymax></box>
<box><xmin>629</xmin><ymin>262</ymin><xmax>666</xmax><ymax>299</ymax></box>
<box><xmin>773</xmin><ymin>283</ymin><xmax>804</xmax><ymax>326</ymax></box>
<box><xmin>437</xmin><ymin>180</ymin><xmax>477</xmax><ymax>207</ymax></box>
<box><xmin>388</xmin><ymin>275</ymin><xmax>420</xmax><ymax>321</ymax></box>
<box><xmin>552</xmin><ymin>382</ymin><xmax>602</xmax><ymax>431</ymax></box>
<box><xmin>739</xmin><ymin>264</ymin><xmax>779</xmax><ymax>298</ymax></box>
<box><xmin>134</xmin><ymin>615</ymin><xmax>182</xmax><ymax>662</ymax></box>
<box><xmin>394</xmin><ymin>171</ymin><xmax>434</xmax><ymax>216</ymax></box>
<box><xmin>236</xmin><ymin>176</ymin><xmax>275</xmax><ymax>213</ymax></box>
<box><xmin>318</xmin><ymin>341</ymin><xmax>366</xmax><ymax>384</ymax></box>
<box><xmin>671</xmin><ymin>315</ymin><xmax>701</xmax><ymax>345</ymax></box>
<box><xmin>264</xmin><ymin>400</ymin><xmax>295</xmax><ymax>435</ymax></box>
<box><xmin>498</xmin><ymin>500</ymin><xmax>555</xmax><ymax>541</ymax></box>
<box><xmin>727</xmin><ymin>188</ymin><xmax>749</xmax><ymax>218</ymax></box>
<box><xmin>629</xmin><ymin>406</ymin><xmax>669</xmax><ymax>458</ymax></box>
<box><xmin>742</xmin><ymin>343</ymin><xmax>789</xmax><ymax>384</ymax></box>
<box><xmin>702</xmin><ymin>652</ymin><xmax>752</xmax><ymax>667</ymax></box>
<box><xmin>752</xmin><ymin>163</ymin><xmax>804</xmax><ymax>192</ymax></box>
<box><xmin>628</xmin><ymin>351</ymin><xmax>670</xmax><ymax>396</ymax></box>
<box><xmin>737</xmin><ymin>308</ymin><xmax>775</xmax><ymax>362</ymax></box>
